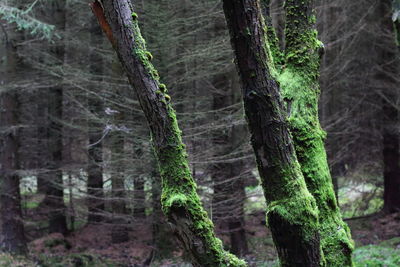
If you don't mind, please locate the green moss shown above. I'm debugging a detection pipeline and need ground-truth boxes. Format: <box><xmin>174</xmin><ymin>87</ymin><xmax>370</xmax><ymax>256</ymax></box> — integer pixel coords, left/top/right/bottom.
<box><xmin>279</xmin><ymin>66</ymin><xmax>353</xmax><ymax>266</ymax></box>
<box><xmin>154</xmin><ymin>105</ymin><xmax>246</xmax><ymax>267</ymax></box>
<box><xmin>268</xmin><ymin>193</ymin><xmax>319</xmax><ymax>239</ymax></box>
<box><xmin>145</xmin><ymin>51</ymin><xmax>153</xmax><ymax>61</ymax></box>
<box><xmin>126</xmin><ymin>7</ymin><xmax>246</xmax><ymax>266</ymax></box>
<box><xmin>127</xmin><ymin>18</ymin><xmax>160</xmax><ymax>83</ymax></box>
<box><xmin>131</xmin><ymin>12</ymin><xmax>138</xmax><ymax>20</ymax></box>
<box><xmin>259</xmin><ymin>8</ymin><xmax>283</xmax><ymax>78</ymax></box>
<box><xmin>159</xmin><ymin>83</ymin><xmax>167</xmax><ymax>93</ymax></box>
<box><xmin>274</xmin><ymin>2</ymin><xmax>355</xmax><ymax>266</ymax></box>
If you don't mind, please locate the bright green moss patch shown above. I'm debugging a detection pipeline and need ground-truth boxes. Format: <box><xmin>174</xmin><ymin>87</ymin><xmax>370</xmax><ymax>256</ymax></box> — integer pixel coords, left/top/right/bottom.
<box><xmin>163</xmin><ymin>193</ymin><xmax>188</xmax><ymax>211</ymax></box>
<box><xmin>154</xmin><ymin>105</ymin><xmax>246</xmax><ymax>266</ymax></box>
<box><xmin>159</xmin><ymin>83</ymin><xmax>167</xmax><ymax>93</ymax></box>
<box><xmin>278</xmin><ymin>2</ymin><xmax>354</xmax><ymax>264</ymax></box>
<box><xmin>267</xmin><ymin>193</ymin><xmax>319</xmax><ymax>242</ymax></box>
<box><xmin>127</xmin><ymin>17</ymin><xmax>162</xmax><ymax>84</ymax></box>
<box><xmin>145</xmin><ymin>51</ymin><xmax>153</xmax><ymax>61</ymax></box>
<box><xmin>279</xmin><ymin>67</ymin><xmax>354</xmax><ymax>266</ymax></box>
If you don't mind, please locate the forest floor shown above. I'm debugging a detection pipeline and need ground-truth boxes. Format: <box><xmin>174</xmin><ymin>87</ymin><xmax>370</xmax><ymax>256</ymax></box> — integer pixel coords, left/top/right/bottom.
<box><xmin>2</xmin><ymin>210</ymin><xmax>398</xmax><ymax>266</ymax></box>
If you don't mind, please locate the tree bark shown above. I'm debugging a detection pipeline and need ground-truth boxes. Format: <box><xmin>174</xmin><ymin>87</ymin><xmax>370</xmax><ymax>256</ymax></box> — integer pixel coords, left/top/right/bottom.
<box><xmin>276</xmin><ymin>0</ymin><xmax>354</xmax><ymax>266</ymax></box>
<box><xmin>151</xmin><ymin>162</ymin><xmax>174</xmax><ymax>260</ymax></box>
<box><xmin>222</xmin><ymin>1</ymin><xmax>322</xmax><ymax>266</ymax></box>
<box><xmin>133</xmin><ymin>177</ymin><xmax>146</xmax><ymax>219</ymax></box>
<box><xmin>42</xmin><ymin>0</ymin><xmax>68</xmax><ymax>235</ymax></box>
<box><xmin>211</xmin><ymin>73</ymin><xmax>248</xmax><ymax>257</ymax></box>
<box><xmin>91</xmin><ymin>1</ymin><xmax>246</xmax><ymax>266</ymax></box>
<box><xmin>110</xmin><ymin>112</ymin><xmax>129</xmax><ymax>243</ymax></box>
<box><xmin>0</xmin><ymin>40</ymin><xmax>27</xmax><ymax>255</ymax></box>
<box><xmin>378</xmin><ymin>0</ymin><xmax>400</xmax><ymax>214</ymax></box>
<box><xmin>87</xmin><ymin>15</ymin><xmax>105</xmax><ymax>224</ymax></box>
<box><xmin>110</xmin><ymin>132</ymin><xmax>129</xmax><ymax>243</ymax></box>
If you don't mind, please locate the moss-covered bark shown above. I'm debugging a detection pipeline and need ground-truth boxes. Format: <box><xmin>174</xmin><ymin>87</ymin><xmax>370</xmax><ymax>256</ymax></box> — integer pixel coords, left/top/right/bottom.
<box><xmin>223</xmin><ymin>1</ymin><xmax>323</xmax><ymax>266</ymax></box>
<box><xmin>92</xmin><ymin>1</ymin><xmax>246</xmax><ymax>266</ymax></box>
<box><xmin>278</xmin><ymin>0</ymin><xmax>354</xmax><ymax>266</ymax></box>
<box><xmin>260</xmin><ymin>0</ymin><xmax>284</xmax><ymax>70</ymax></box>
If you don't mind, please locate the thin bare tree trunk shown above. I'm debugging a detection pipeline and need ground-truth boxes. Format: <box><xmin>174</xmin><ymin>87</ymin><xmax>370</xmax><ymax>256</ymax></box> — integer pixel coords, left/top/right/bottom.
<box><xmin>43</xmin><ymin>0</ymin><xmax>68</xmax><ymax>235</ymax></box>
<box><xmin>0</xmin><ymin>39</ymin><xmax>27</xmax><ymax>255</ymax></box>
<box><xmin>378</xmin><ymin>0</ymin><xmax>400</xmax><ymax>214</ymax></box>
<box><xmin>87</xmin><ymin>15</ymin><xmax>105</xmax><ymax>224</ymax></box>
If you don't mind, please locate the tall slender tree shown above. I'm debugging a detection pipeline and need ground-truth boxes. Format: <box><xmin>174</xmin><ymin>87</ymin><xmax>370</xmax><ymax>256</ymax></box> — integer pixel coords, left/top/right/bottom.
<box><xmin>87</xmin><ymin>15</ymin><xmax>105</xmax><ymax>224</ymax></box>
<box><xmin>0</xmin><ymin>30</ymin><xmax>27</xmax><ymax>255</ymax></box>
<box><xmin>211</xmin><ymin>73</ymin><xmax>248</xmax><ymax>257</ymax></box>
<box><xmin>378</xmin><ymin>0</ymin><xmax>400</xmax><ymax>213</ymax></box>
<box><xmin>43</xmin><ymin>0</ymin><xmax>68</xmax><ymax>235</ymax></box>
<box><xmin>110</xmin><ymin>103</ymin><xmax>129</xmax><ymax>243</ymax></box>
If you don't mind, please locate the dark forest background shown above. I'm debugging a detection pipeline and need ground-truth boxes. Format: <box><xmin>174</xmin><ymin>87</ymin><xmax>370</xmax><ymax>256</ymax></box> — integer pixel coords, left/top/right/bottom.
<box><xmin>0</xmin><ymin>0</ymin><xmax>400</xmax><ymax>266</ymax></box>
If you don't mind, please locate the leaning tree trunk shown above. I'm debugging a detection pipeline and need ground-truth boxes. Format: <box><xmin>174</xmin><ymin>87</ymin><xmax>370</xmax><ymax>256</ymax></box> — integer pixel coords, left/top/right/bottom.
<box><xmin>0</xmin><ymin>39</ymin><xmax>27</xmax><ymax>255</ymax></box>
<box><xmin>378</xmin><ymin>0</ymin><xmax>400</xmax><ymax>214</ymax></box>
<box><xmin>91</xmin><ymin>1</ymin><xmax>246</xmax><ymax>266</ymax></box>
<box><xmin>222</xmin><ymin>1</ymin><xmax>322</xmax><ymax>266</ymax></box>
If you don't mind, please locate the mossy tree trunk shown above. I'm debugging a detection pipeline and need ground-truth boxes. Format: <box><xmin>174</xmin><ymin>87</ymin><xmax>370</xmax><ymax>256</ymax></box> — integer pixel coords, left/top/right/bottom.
<box><xmin>91</xmin><ymin>1</ymin><xmax>246</xmax><ymax>266</ymax></box>
<box><xmin>278</xmin><ymin>1</ymin><xmax>354</xmax><ymax>265</ymax></box>
<box><xmin>222</xmin><ymin>1</ymin><xmax>322</xmax><ymax>266</ymax></box>
<box><xmin>0</xmin><ymin>39</ymin><xmax>27</xmax><ymax>255</ymax></box>
<box><xmin>151</xmin><ymin>162</ymin><xmax>174</xmax><ymax>260</ymax></box>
